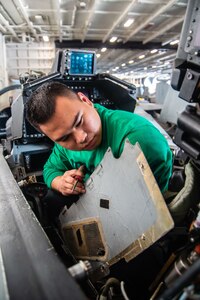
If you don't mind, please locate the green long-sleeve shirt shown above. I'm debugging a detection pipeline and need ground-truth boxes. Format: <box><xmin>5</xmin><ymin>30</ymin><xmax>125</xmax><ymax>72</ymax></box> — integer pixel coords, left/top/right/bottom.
<box><xmin>43</xmin><ymin>104</ymin><xmax>173</xmax><ymax>192</ymax></box>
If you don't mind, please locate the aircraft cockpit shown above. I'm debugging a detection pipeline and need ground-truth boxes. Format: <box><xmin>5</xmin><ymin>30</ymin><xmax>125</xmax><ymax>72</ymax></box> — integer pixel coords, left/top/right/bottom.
<box><xmin>1</xmin><ymin>1</ymin><xmax>200</xmax><ymax>299</ymax></box>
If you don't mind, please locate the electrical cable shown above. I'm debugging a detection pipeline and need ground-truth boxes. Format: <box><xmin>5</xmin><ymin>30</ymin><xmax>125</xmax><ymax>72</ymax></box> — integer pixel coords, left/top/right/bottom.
<box><xmin>98</xmin><ymin>277</ymin><xmax>120</xmax><ymax>300</ymax></box>
<box><xmin>0</xmin><ymin>84</ymin><xmax>21</xmax><ymax>96</ymax></box>
<box><xmin>120</xmin><ymin>281</ymin><xmax>130</xmax><ymax>300</ymax></box>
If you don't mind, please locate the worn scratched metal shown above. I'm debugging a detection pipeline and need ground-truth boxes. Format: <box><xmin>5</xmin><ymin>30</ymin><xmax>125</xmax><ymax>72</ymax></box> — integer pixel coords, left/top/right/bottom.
<box><xmin>60</xmin><ymin>140</ymin><xmax>174</xmax><ymax>265</ymax></box>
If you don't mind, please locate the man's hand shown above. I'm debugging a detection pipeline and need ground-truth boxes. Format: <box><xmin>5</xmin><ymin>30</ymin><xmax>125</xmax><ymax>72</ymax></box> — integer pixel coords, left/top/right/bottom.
<box><xmin>51</xmin><ymin>168</ymin><xmax>86</xmax><ymax>196</ymax></box>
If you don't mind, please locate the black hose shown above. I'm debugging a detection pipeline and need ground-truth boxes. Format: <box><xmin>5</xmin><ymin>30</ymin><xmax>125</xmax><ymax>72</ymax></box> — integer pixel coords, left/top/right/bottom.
<box><xmin>159</xmin><ymin>258</ymin><xmax>200</xmax><ymax>300</ymax></box>
<box><xmin>0</xmin><ymin>84</ymin><xmax>21</xmax><ymax>96</ymax></box>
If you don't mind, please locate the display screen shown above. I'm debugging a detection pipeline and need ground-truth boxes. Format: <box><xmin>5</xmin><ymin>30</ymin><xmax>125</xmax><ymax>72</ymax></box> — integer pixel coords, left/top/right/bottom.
<box><xmin>69</xmin><ymin>51</ymin><xmax>95</xmax><ymax>75</ymax></box>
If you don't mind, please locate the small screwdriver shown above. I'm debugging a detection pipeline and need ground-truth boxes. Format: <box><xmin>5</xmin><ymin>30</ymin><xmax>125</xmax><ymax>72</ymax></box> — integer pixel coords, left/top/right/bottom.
<box><xmin>72</xmin><ymin>165</ymin><xmax>86</xmax><ymax>191</ymax></box>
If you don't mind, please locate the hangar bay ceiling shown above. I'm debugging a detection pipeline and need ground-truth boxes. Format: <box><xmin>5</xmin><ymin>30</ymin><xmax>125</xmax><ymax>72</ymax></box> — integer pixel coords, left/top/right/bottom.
<box><xmin>0</xmin><ymin>0</ymin><xmax>187</xmax><ymax>74</ymax></box>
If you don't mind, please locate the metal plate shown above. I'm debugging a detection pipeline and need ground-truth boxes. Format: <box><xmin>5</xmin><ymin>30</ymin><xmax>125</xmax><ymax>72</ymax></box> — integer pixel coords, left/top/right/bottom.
<box><xmin>60</xmin><ymin>140</ymin><xmax>174</xmax><ymax>265</ymax></box>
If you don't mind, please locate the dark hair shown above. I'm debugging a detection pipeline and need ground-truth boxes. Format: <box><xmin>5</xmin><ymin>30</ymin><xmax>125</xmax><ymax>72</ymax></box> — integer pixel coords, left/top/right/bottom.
<box><xmin>26</xmin><ymin>81</ymin><xmax>79</xmax><ymax>130</ymax></box>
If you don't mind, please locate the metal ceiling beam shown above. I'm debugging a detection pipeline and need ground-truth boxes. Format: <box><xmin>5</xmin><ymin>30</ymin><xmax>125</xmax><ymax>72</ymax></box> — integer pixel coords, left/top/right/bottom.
<box><xmin>108</xmin><ymin>50</ymin><xmax>135</xmax><ymax>65</ymax></box>
<box><xmin>55</xmin><ymin>39</ymin><xmax>177</xmax><ymax>50</ymax></box>
<box><xmin>27</xmin><ymin>8</ymin><xmax>162</xmax><ymax>18</ymax></box>
<box><xmin>0</xmin><ymin>13</ymin><xmax>20</xmax><ymax>42</ymax></box>
<box><xmin>108</xmin><ymin>51</ymin><xmax>168</xmax><ymax>73</ymax></box>
<box><xmin>97</xmin><ymin>50</ymin><xmax>133</xmax><ymax>70</ymax></box>
<box><xmin>159</xmin><ymin>52</ymin><xmax>177</xmax><ymax>61</ymax></box>
<box><xmin>71</xmin><ymin>5</ymin><xmax>77</xmax><ymax>28</ymax></box>
<box><xmin>81</xmin><ymin>0</ymin><xmax>97</xmax><ymax>43</ymax></box>
<box><xmin>0</xmin><ymin>23</ymin><xmax>6</xmax><ymax>33</ymax></box>
<box><xmin>123</xmin><ymin>0</ymin><xmax>178</xmax><ymax>43</ymax></box>
<box><xmin>99</xmin><ymin>49</ymin><xmax>176</xmax><ymax>73</ymax></box>
<box><xmin>143</xmin><ymin>15</ymin><xmax>184</xmax><ymax>44</ymax></box>
<box><xmin>0</xmin><ymin>3</ymin><xmax>16</xmax><ymax>26</ymax></box>
<box><xmin>102</xmin><ymin>0</ymin><xmax>138</xmax><ymax>43</ymax></box>
<box><xmin>113</xmin><ymin>50</ymin><xmax>145</xmax><ymax>66</ymax></box>
<box><xmin>54</xmin><ymin>0</ymin><xmax>62</xmax><ymax>42</ymax></box>
<box><xmin>14</xmin><ymin>0</ymin><xmax>39</xmax><ymax>42</ymax></box>
<box><xmin>97</xmin><ymin>49</ymin><xmax>116</xmax><ymax>62</ymax></box>
<box><xmin>126</xmin><ymin>51</ymin><xmax>174</xmax><ymax>68</ymax></box>
<box><xmin>161</xmin><ymin>33</ymin><xmax>180</xmax><ymax>46</ymax></box>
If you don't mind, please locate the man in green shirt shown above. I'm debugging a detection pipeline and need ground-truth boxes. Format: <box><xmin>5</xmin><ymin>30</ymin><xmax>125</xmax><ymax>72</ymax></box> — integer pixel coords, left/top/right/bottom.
<box><xmin>26</xmin><ymin>81</ymin><xmax>172</xmax><ymax>216</ymax></box>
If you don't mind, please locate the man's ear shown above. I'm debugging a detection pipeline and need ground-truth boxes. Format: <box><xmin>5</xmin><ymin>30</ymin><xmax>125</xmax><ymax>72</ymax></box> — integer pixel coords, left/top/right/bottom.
<box><xmin>77</xmin><ymin>92</ymin><xmax>93</xmax><ymax>107</ymax></box>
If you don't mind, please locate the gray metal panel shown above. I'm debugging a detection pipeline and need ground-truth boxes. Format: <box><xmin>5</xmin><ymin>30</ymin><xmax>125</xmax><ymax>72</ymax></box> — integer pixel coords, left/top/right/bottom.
<box><xmin>155</xmin><ymin>82</ymin><xmax>170</xmax><ymax>105</ymax></box>
<box><xmin>0</xmin><ymin>248</ymin><xmax>9</xmax><ymax>300</ymax></box>
<box><xmin>134</xmin><ymin>105</ymin><xmax>178</xmax><ymax>151</ymax></box>
<box><xmin>10</xmin><ymin>94</ymin><xmax>24</xmax><ymax>139</ymax></box>
<box><xmin>159</xmin><ymin>86</ymin><xmax>194</xmax><ymax>124</ymax></box>
<box><xmin>60</xmin><ymin>140</ymin><xmax>174</xmax><ymax>264</ymax></box>
<box><xmin>0</xmin><ymin>146</ymin><xmax>86</xmax><ymax>300</ymax></box>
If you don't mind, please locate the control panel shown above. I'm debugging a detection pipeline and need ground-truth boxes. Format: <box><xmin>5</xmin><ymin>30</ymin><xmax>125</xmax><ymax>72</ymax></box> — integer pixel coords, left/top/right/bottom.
<box><xmin>184</xmin><ymin>1</ymin><xmax>200</xmax><ymax>66</ymax></box>
<box><xmin>6</xmin><ymin>49</ymin><xmax>136</xmax><ymax>178</ymax></box>
<box><xmin>64</xmin><ymin>49</ymin><xmax>96</xmax><ymax>76</ymax></box>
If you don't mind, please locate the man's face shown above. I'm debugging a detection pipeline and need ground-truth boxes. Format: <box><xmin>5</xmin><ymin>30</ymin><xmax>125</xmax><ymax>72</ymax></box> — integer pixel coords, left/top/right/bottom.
<box><xmin>39</xmin><ymin>93</ymin><xmax>102</xmax><ymax>151</ymax></box>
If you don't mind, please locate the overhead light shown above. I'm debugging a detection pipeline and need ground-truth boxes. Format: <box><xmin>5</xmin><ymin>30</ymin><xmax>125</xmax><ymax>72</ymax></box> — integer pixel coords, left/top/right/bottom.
<box><xmin>101</xmin><ymin>47</ymin><xmax>107</xmax><ymax>52</ymax></box>
<box><xmin>96</xmin><ymin>53</ymin><xmax>101</xmax><ymax>58</ymax></box>
<box><xmin>139</xmin><ymin>54</ymin><xmax>145</xmax><ymax>59</ymax></box>
<box><xmin>115</xmin><ymin>67</ymin><xmax>119</xmax><ymax>70</ymax></box>
<box><xmin>128</xmin><ymin>60</ymin><xmax>134</xmax><ymax>64</ymax></box>
<box><xmin>150</xmin><ymin>49</ymin><xmax>158</xmax><ymax>54</ymax></box>
<box><xmin>35</xmin><ymin>15</ymin><xmax>42</xmax><ymax>19</ymax></box>
<box><xmin>79</xmin><ymin>1</ymin><xmax>86</xmax><ymax>8</ymax></box>
<box><xmin>144</xmin><ymin>67</ymin><xmax>147</xmax><ymax>70</ymax></box>
<box><xmin>121</xmin><ymin>63</ymin><xmax>126</xmax><ymax>67</ymax></box>
<box><xmin>158</xmin><ymin>64</ymin><xmax>166</xmax><ymax>68</ymax></box>
<box><xmin>124</xmin><ymin>18</ymin><xmax>134</xmax><ymax>28</ymax></box>
<box><xmin>110</xmin><ymin>36</ymin><xmax>118</xmax><ymax>43</ymax></box>
<box><xmin>43</xmin><ymin>35</ymin><xmax>49</xmax><ymax>42</ymax></box>
<box><xmin>170</xmin><ymin>39</ymin><xmax>179</xmax><ymax>45</ymax></box>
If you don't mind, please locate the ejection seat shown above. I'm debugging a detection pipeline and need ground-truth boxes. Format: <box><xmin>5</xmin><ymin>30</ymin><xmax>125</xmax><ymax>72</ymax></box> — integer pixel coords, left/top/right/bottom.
<box><xmin>165</xmin><ymin>162</ymin><xmax>200</xmax><ymax>224</ymax></box>
<box><xmin>155</xmin><ymin>86</ymin><xmax>200</xmax><ymax>224</ymax></box>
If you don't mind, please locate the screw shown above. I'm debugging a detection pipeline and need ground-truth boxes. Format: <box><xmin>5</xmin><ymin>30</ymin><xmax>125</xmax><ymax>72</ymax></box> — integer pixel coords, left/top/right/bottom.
<box><xmin>187</xmin><ymin>72</ymin><xmax>193</xmax><ymax>80</ymax></box>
